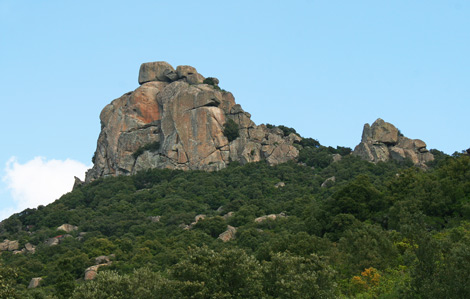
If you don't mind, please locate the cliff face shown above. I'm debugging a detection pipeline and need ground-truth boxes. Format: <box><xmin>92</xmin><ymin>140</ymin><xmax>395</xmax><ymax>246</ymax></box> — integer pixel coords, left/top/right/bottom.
<box><xmin>353</xmin><ymin>118</ymin><xmax>434</xmax><ymax>167</ymax></box>
<box><xmin>85</xmin><ymin>62</ymin><xmax>300</xmax><ymax>182</ymax></box>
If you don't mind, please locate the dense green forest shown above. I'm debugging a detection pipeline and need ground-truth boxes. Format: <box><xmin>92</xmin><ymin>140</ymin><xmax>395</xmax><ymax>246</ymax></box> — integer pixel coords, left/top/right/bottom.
<box><xmin>1</xmin><ymin>137</ymin><xmax>469</xmax><ymax>298</ymax></box>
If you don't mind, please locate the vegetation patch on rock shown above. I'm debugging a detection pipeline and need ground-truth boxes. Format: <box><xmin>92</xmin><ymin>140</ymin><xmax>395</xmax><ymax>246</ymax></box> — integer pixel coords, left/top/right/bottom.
<box><xmin>132</xmin><ymin>141</ymin><xmax>161</xmax><ymax>159</ymax></box>
<box><xmin>223</xmin><ymin>119</ymin><xmax>240</xmax><ymax>142</ymax></box>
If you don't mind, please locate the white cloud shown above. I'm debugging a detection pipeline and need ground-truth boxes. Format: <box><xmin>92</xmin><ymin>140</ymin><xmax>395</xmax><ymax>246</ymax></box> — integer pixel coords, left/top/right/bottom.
<box><xmin>1</xmin><ymin>157</ymin><xmax>90</xmax><ymax>220</ymax></box>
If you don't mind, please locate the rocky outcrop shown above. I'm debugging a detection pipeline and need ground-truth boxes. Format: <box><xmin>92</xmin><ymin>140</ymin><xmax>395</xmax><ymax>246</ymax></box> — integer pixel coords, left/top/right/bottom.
<box><xmin>85</xmin><ymin>61</ymin><xmax>301</xmax><ymax>182</ymax></box>
<box><xmin>28</xmin><ymin>277</ymin><xmax>42</xmax><ymax>289</ymax></box>
<box><xmin>182</xmin><ymin>214</ymin><xmax>206</xmax><ymax>230</ymax></box>
<box><xmin>353</xmin><ymin>118</ymin><xmax>434</xmax><ymax>167</ymax></box>
<box><xmin>77</xmin><ymin>232</ymin><xmax>87</xmax><ymax>241</ymax></box>
<box><xmin>44</xmin><ymin>234</ymin><xmax>72</xmax><ymax>246</ymax></box>
<box><xmin>10</xmin><ymin>242</ymin><xmax>36</xmax><ymax>255</ymax></box>
<box><xmin>84</xmin><ymin>265</ymin><xmax>101</xmax><ymax>281</ymax></box>
<box><xmin>321</xmin><ymin>176</ymin><xmax>336</xmax><ymax>188</ymax></box>
<box><xmin>254</xmin><ymin>212</ymin><xmax>286</xmax><ymax>223</ymax></box>
<box><xmin>94</xmin><ymin>255</ymin><xmax>113</xmax><ymax>265</ymax></box>
<box><xmin>332</xmin><ymin>154</ymin><xmax>342</xmax><ymax>163</ymax></box>
<box><xmin>24</xmin><ymin>243</ymin><xmax>36</xmax><ymax>254</ymax></box>
<box><xmin>45</xmin><ymin>237</ymin><xmax>59</xmax><ymax>246</ymax></box>
<box><xmin>84</xmin><ymin>259</ymin><xmax>113</xmax><ymax>280</ymax></box>
<box><xmin>57</xmin><ymin>224</ymin><xmax>78</xmax><ymax>233</ymax></box>
<box><xmin>222</xmin><ymin>212</ymin><xmax>234</xmax><ymax>220</ymax></box>
<box><xmin>73</xmin><ymin>176</ymin><xmax>84</xmax><ymax>189</ymax></box>
<box><xmin>0</xmin><ymin>239</ymin><xmax>19</xmax><ymax>251</ymax></box>
<box><xmin>148</xmin><ymin>216</ymin><xmax>161</xmax><ymax>222</ymax></box>
<box><xmin>218</xmin><ymin>225</ymin><xmax>237</xmax><ymax>242</ymax></box>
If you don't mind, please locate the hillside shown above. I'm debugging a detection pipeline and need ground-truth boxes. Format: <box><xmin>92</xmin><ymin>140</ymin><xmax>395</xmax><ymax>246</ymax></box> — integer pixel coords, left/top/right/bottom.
<box><xmin>0</xmin><ymin>62</ymin><xmax>468</xmax><ymax>298</ymax></box>
<box><xmin>1</xmin><ymin>140</ymin><xmax>469</xmax><ymax>297</ymax></box>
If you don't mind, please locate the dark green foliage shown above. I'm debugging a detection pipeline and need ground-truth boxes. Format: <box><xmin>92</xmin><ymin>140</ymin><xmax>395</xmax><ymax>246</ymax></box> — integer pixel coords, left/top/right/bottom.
<box><xmin>277</xmin><ymin>125</ymin><xmax>297</xmax><ymax>137</ymax></box>
<box><xmin>398</xmin><ymin>129</ymin><xmax>404</xmax><ymax>137</ymax></box>
<box><xmin>265</xmin><ymin>124</ymin><xmax>297</xmax><ymax>137</ymax></box>
<box><xmin>328</xmin><ymin>175</ymin><xmax>385</xmax><ymax>221</ymax></box>
<box><xmin>299</xmin><ymin>137</ymin><xmax>320</xmax><ymax>148</ymax></box>
<box><xmin>202</xmin><ymin>77</ymin><xmax>217</xmax><ymax>86</ymax></box>
<box><xmin>426</xmin><ymin>148</ymin><xmax>449</xmax><ymax>168</ymax></box>
<box><xmin>297</xmin><ymin>136</ymin><xmax>352</xmax><ymax>170</ymax></box>
<box><xmin>223</xmin><ymin>119</ymin><xmax>239</xmax><ymax>142</ymax></box>
<box><xmin>132</xmin><ymin>141</ymin><xmax>161</xmax><ymax>159</ymax></box>
<box><xmin>203</xmin><ymin>77</ymin><xmax>225</xmax><ymax>91</ymax></box>
<box><xmin>1</xmin><ymin>149</ymin><xmax>470</xmax><ymax>298</ymax></box>
<box><xmin>193</xmin><ymin>216</ymin><xmax>227</xmax><ymax>238</ymax></box>
<box><xmin>298</xmin><ymin>146</ymin><xmax>333</xmax><ymax>169</ymax></box>
<box><xmin>336</xmin><ymin>146</ymin><xmax>352</xmax><ymax>156</ymax></box>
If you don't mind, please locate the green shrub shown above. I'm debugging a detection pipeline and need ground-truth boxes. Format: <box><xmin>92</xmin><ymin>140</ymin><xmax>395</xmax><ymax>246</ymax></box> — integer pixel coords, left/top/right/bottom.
<box><xmin>300</xmin><ymin>138</ymin><xmax>320</xmax><ymax>148</ymax></box>
<box><xmin>203</xmin><ymin>77</ymin><xmax>222</xmax><ymax>91</ymax></box>
<box><xmin>203</xmin><ymin>77</ymin><xmax>217</xmax><ymax>86</ymax></box>
<box><xmin>265</xmin><ymin>124</ymin><xmax>297</xmax><ymax>137</ymax></box>
<box><xmin>223</xmin><ymin>119</ymin><xmax>239</xmax><ymax>142</ymax></box>
<box><xmin>277</xmin><ymin>125</ymin><xmax>297</xmax><ymax>137</ymax></box>
<box><xmin>133</xmin><ymin>141</ymin><xmax>161</xmax><ymax>159</ymax></box>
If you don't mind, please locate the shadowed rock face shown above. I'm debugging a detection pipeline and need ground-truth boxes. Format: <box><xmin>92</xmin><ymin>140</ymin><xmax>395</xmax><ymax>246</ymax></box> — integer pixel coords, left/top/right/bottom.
<box><xmin>85</xmin><ymin>62</ymin><xmax>300</xmax><ymax>182</ymax></box>
<box><xmin>353</xmin><ymin>118</ymin><xmax>434</xmax><ymax>167</ymax></box>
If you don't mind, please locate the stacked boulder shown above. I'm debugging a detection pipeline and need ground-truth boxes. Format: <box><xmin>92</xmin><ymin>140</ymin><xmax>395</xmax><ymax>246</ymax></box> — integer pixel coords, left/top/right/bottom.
<box><xmin>85</xmin><ymin>61</ymin><xmax>301</xmax><ymax>182</ymax></box>
<box><xmin>353</xmin><ymin>118</ymin><xmax>434</xmax><ymax>167</ymax></box>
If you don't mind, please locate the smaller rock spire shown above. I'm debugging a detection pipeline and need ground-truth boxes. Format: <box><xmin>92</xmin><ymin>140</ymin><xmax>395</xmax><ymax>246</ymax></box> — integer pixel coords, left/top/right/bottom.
<box><xmin>353</xmin><ymin>118</ymin><xmax>434</xmax><ymax>167</ymax></box>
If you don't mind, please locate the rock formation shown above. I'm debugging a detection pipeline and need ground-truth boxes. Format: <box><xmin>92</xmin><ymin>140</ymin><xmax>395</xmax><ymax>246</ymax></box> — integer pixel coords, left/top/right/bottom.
<box><xmin>254</xmin><ymin>212</ymin><xmax>286</xmax><ymax>223</ymax></box>
<box><xmin>84</xmin><ymin>256</ymin><xmax>113</xmax><ymax>280</ymax></box>
<box><xmin>218</xmin><ymin>225</ymin><xmax>237</xmax><ymax>242</ymax></box>
<box><xmin>85</xmin><ymin>61</ymin><xmax>301</xmax><ymax>182</ymax></box>
<box><xmin>44</xmin><ymin>234</ymin><xmax>72</xmax><ymax>246</ymax></box>
<box><xmin>321</xmin><ymin>176</ymin><xmax>336</xmax><ymax>188</ymax></box>
<box><xmin>353</xmin><ymin>118</ymin><xmax>434</xmax><ymax>167</ymax></box>
<box><xmin>28</xmin><ymin>277</ymin><xmax>42</xmax><ymax>289</ymax></box>
<box><xmin>57</xmin><ymin>224</ymin><xmax>78</xmax><ymax>233</ymax></box>
<box><xmin>0</xmin><ymin>239</ymin><xmax>19</xmax><ymax>251</ymax></box>
<box><xmin>24</xmin><ymin>243</ymin><xmax>36</xmax><ymax>254</ymax></box>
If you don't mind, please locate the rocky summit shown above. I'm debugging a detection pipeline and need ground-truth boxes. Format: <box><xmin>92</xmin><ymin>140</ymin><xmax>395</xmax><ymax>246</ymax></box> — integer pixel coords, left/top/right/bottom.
<box><xmin>85</xmin><ymin>62</ymin><xmax>300</xmax><ymax>182</ymax></box>
<box><xmin>353</xmin><ymin>118</ymin><xmax>434</xmax><ymax>167</ymax></box>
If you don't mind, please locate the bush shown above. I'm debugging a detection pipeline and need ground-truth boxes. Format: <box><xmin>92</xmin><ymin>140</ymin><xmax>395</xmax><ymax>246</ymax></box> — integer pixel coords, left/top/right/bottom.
<box><xmin>277</xmin><ymin>125</ymin><xmax>297</xmax><ymax>137</ymax></box>
<box><xmin>265</xmin><ymin>124</ymin><xmax>297</xmax><ymax>137</ymax></box>
<box><xmin>203</xmin><ymin>77</ymin><xmax>218</xmax><ymax>86</ymax></box>
<box><xmin>299</xmin><ymin>138</ymin><xmax>320</xmax><ymax>148</ymax></box>
<box><xmin>223</xmin><ymin>119</ymin><xmax>240</xmax><ymax>142</ymax></box>
<box><xmin>133</xmin><ymin>141</ymin><xmax>161</xmax><ymax>159</ymax></box>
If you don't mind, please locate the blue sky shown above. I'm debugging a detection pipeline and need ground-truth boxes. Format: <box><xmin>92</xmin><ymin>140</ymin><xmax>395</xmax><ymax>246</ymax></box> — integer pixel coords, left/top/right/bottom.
<box><xmin>0</xmin><ymin>0</ymin><xmax>469</xmax><ymax>220</ymax></box>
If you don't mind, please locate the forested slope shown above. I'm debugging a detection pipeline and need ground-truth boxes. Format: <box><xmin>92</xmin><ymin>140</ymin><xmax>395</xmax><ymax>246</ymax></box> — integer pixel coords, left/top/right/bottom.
<box><xmin>1</xmin><ymin>144</ymin><xmax>469</xmax><ymax>298</ymax></box>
